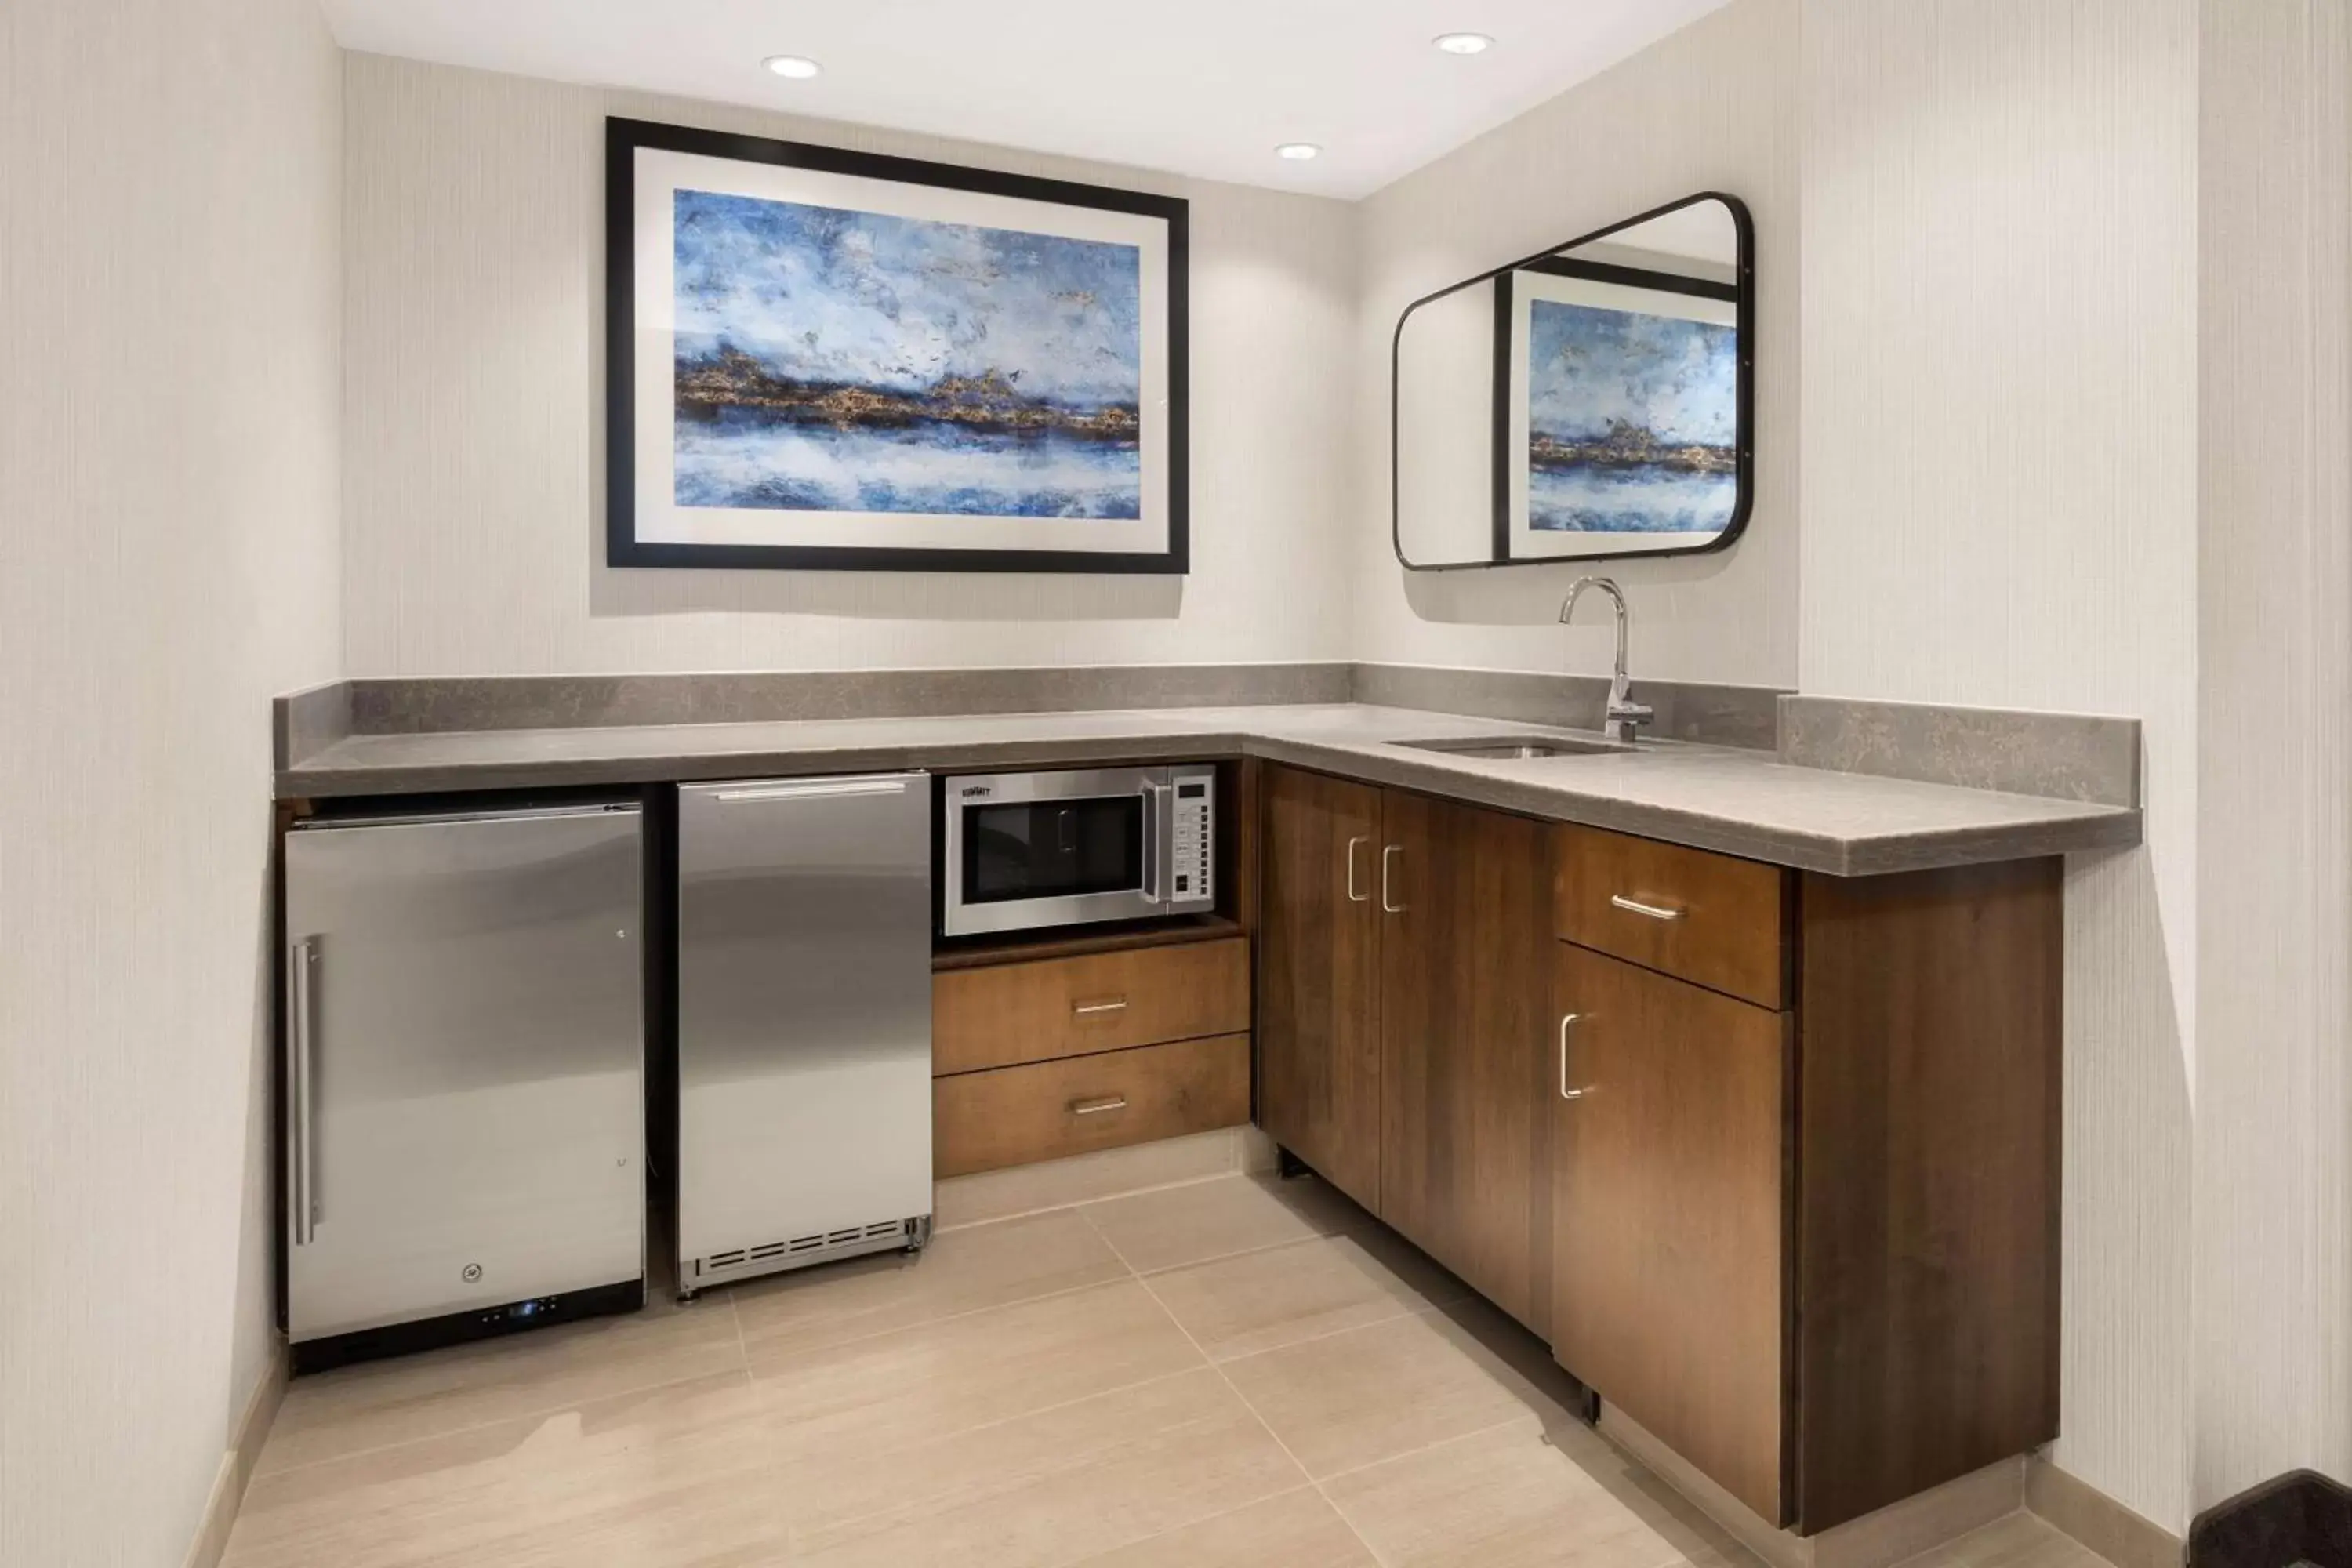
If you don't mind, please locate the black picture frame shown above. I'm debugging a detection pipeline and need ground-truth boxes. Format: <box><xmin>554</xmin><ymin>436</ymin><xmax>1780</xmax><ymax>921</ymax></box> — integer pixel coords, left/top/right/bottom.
<box><xmin>1392</xmin><ymin>190</ymin><xmax>1755</xmax><ymax>572</ymax></box>
<box><xmin>605</xmin><ymin>117</ymin><xmax>1190</xmax><ymax>575</ymax></box>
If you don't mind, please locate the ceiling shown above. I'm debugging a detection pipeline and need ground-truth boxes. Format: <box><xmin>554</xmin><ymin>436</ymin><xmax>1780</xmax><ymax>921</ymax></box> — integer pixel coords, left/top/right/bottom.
<box><xmin>318</xmin><ymin>0</ymin><xmax>1730</xmax><ymax>199</ymax></box>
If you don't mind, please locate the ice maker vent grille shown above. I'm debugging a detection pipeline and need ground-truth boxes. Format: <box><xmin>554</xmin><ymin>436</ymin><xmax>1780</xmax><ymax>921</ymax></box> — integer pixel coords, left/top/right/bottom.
<box><xmin>684</xmin><ymin>1217</ymin><xmax>927</xmax><ymax>1291</ymax></box>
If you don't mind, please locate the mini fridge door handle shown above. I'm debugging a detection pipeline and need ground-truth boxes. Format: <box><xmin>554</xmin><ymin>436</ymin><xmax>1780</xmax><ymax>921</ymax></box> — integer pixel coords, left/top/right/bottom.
<box><xmin>286</xmin><ymin>935</ymin><xmax>319</xmax><ymax>1246</ymax></box>
<box><xmin>710</xmin><ymin>779</ymin><xmax>913</xmax><ymax>804</ymax></box>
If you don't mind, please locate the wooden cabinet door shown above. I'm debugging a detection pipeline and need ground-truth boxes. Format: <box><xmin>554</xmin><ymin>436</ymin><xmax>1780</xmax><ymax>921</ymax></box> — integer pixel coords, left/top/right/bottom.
<box><xmin>1377</xmin><ymin>790</ymin><xmax>1553</xmax><ymax>1330</ymax></box>
<box><xmin>1552</xmin><ymin>943</ymin><xmax>1788</xmax><ymax>1523</ymax></box>
<box><xmin>1257</xmin><ymin>766</ymin><xmax>1384</xmax><ymax>1210</ymax></box>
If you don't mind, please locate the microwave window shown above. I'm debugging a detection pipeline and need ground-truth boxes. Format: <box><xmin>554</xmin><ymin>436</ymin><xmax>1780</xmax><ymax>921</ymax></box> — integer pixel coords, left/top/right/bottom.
<box><xmin>963</xmin><ymin>797</ymin><xmax>1145</xmax><ymax>905</ymax></box>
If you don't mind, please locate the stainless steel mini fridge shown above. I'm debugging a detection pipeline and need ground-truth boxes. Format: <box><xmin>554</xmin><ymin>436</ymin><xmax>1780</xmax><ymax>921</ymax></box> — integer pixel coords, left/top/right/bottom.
<box><xmin>676</xmin><ymin>772</ymin><xmax>932</xmax><ymax>1297</ymax></box>
<box><xmin>282</xmin><ymin>802</ymin><xmax>646</xmax><ymax>1369</ymax></box>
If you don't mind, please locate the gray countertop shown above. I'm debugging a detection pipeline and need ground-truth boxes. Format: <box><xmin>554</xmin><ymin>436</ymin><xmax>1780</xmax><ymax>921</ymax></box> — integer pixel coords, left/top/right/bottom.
<box><xmin>278</xmin><ymin>702</ymin><xmax>2140</xmax><ymax>878</ymax></box>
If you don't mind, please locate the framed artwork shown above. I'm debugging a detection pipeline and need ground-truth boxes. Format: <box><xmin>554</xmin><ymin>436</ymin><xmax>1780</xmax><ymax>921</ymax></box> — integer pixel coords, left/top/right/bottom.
<box><xmin>606</xmin><ymin>118</ymin><xmax>1189</xmax><ymax>573</ymax></box>
<box><xmin>1491</xmin><ymin>257</ymin><xmax>1744</xmax><ymax>561</ymax></box>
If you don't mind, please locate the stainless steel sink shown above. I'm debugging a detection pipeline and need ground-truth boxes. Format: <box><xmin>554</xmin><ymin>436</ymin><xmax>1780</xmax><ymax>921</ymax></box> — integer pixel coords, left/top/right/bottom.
<box><xmin>1394</xmin><ymin>735</ymin><xmax>1628</xmax><ymax>760</ymax></box>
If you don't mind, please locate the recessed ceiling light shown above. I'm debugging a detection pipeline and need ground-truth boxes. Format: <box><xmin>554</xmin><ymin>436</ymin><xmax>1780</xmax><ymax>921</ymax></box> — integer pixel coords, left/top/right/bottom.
<box><xmin>762</xmin><ymin>54</ymin><xmax>822</xmax><ymax>79</ymax></box>
<box><xmin>1434</xmin><ymin>31</ymin><xmax>1494</xmax><ymax>54</ymax></box>
<box><xmin>1276</xmin><ymin>143</ymin><xmax>1322</xmax><ymax>161</ymax></box>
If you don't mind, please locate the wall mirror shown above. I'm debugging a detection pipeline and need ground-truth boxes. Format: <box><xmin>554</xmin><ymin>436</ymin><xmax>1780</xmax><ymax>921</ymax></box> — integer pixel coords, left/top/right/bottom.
<box><xmin>1393</xmin><ymin>192</ymin><xmax>1753</xmax><ymax>570</ymax></box>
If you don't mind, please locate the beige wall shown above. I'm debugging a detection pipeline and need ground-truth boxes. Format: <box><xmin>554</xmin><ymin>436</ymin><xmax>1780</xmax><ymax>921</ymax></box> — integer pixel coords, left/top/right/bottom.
<box><xmin>2194</xmin><ymin>0</ymin><xmax>2352</xmax><ymax>1505</ymax></box>
<box><xmin>1798</xmin><ymin>0</ymin><xmax>2201</xmax><ymax>1531</ymax></box>
<box><xmin>0</xmin><ymin>0</ymin><xmax>345</xmax><ymax>1563</ymax></box>
<box><xmin>339</xmin><ymin>54</ymin><xmax>1359</xmax><ymax>677</ymax></box>
<box><xmin>7</xmin><ymin>6</ymin><xmax>2344</xmax><ymax>1557</ymax></box>
<box><xmin>1350</xmin><ymin>0</ymin><xmax>1799</xmax><ymax>687</ymax></box>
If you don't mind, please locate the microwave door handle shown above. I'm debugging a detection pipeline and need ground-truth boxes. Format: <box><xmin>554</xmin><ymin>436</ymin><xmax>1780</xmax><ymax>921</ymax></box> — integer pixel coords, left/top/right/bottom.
<box><xmin>1145</xmin><ymin>780</ymin><xmax>1175</xmax><ymax>907</ymax></box>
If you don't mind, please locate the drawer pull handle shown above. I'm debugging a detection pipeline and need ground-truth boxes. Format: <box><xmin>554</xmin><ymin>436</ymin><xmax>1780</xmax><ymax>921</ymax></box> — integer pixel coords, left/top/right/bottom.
<box><xmin>1069</xmin><ymin>1095</ymin><xmax>1130</xmax><ymax>1116</ymax></box>
<box><xmin>1073</xmin><ymin>998</ymin><xmax>1129</xmax><ymax>1017</ymax></box>
<box><xmin>1610</xmin><ymin>894</ymin><xmax>1686</xmax><ymax>922</ymax></box>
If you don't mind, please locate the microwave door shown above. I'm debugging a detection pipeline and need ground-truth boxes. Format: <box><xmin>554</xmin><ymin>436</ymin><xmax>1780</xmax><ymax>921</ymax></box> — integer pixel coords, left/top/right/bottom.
<box><xmin>948</xmin><ymin>782</ymin><xmax>1159</xmax><ymax>935</ymax></box>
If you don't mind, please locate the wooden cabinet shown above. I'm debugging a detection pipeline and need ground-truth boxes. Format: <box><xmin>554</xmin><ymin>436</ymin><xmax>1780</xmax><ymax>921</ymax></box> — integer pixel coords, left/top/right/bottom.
<box><xmin>935</xmin><ymin>1032</ymin><xmax>1251</xmax><ymax>1178</ymax></box>
<box><xmin>1377</xmin><ymin>789</ymin><xmax>1553</xmax><ymax>1330</ymax></box>
<box><xmin>933</xmin><ymin>929</ymin><xmax>1252</xmax><ymax>1178</ymax></box>
<box><xmin>1254</xmin><ymin>761</ymin><xmax>2063</xmax><ymax>1537</ymax></box>
<box><xmin>1546</xmin><ymin>826</ymin><xmax>2060</xmax><ymax>1533</ymax></box>
<box><xmin>934</xmin><ymin>937</ymin><xmax>1250</xmax><ymax>1074</ymax></box>
<box><xmin>1553</xmin><ymin>822</ymin><xmax>1789</xmax><ymax>1008</ymax></box>
<box><xmin>1258</xmin><ymin>766</ymin><xmax>1384</xmax><ymax>1210</ymax></box>
<box><xmin>1550</xmin><ymin>943</ymin><xmax>1788</xmax><ymax>1523</ymax></box>
<box><xmin>1258</xmin><ymin>771</ymin><xmax>1552</xmax><ymax>1327</ymax></box>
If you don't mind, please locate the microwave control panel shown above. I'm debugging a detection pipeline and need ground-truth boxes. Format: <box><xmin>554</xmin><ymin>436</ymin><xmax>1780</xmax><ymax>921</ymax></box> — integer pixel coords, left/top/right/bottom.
<box><xmin>1169</xmin><ymin>767</ymin><xmax>1215</xmax><ymax>908</ymax></box>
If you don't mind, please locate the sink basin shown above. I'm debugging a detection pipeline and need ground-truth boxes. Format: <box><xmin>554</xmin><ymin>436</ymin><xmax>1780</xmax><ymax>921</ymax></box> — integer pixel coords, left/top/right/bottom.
<box><xmin>1395</xmin><ymin>735</ymin><xmax>1627</xmax><ymax>760</ymax></box>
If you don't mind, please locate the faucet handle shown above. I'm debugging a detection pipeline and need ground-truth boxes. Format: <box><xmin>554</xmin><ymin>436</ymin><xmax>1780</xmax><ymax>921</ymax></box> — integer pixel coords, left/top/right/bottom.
<box><xmin>1602</xmin><ymin>695</ymin><xmax>1653</xmax><ymax>746</ymax></box>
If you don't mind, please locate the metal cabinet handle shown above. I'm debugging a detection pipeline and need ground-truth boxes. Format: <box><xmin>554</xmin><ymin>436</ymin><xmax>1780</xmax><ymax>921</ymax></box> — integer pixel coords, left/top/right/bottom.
<box><xmin>1069</xmin><ymin>1094</ymin><xmax>1129</xmax><ymax>1116</ymax></box>
<box><xmin>1073</xmin><ymin>997</ymin><xmax>1129</xmax><ymax>1017</ymax></box>
<box><xmin>1381</xmin><ymin>844</ymin><xmax>1406</xmax><ymax>913</ymax></box>
<box><xmin>1345</xmin><ymin>836</ymin><xmax>1370</xmax><ymax>903</ymax></box>
<box><xmin>1559</xmin><ymin>1012</ymin><xmax>1586</xmax><ymax>1101</ymax></box>
<box><xmin>287</xmin><ymin>937</ymin><xmax>320</xmax><ymax>1244</ymax></box>
<box><xmin>1610</xmin><ymin>894</ymin><xmax>1686</xmax><ymax>922</ymax></box>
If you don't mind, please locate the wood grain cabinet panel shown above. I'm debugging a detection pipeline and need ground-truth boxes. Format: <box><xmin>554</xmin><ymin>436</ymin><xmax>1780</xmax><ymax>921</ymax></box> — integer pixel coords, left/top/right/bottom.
<box><xmin>1791</xmin><ymin>860</ymin><xmax>2062</xmax><ymax>1531</ymax></box>
<box><xmin>933</xmin><ymin>938</ymin><xmax>1250</xmax><ymax>1075</ymax></box>
<box><xmin>1377</xmin><ymin>789</ymin><xmax>1553</xmax><ymax>1331</ymax></box>
<box><xmin>1549</xmin><ymin>943</ymin><xmax>1788</xmax><ymax>1524</ymax></box>
<box><xmin>1254</xmin><ymin>767</ymin><xmax>2063</xmax><ymax>1537</ymax></box>
<box><xmin>1554</xmin><ymin>823</ymin><xmax>1789</xmax><ymax>1008</ymax></box>
<box><xmin>1257</xmin><ymin>767</ymin><xmax>1385</xmax><ymax>1211</ymax></box>
<box><xmin>934</xmin><ymin>1033</ymin><xmax>1251</xmax><ymax>1178</ymax></box>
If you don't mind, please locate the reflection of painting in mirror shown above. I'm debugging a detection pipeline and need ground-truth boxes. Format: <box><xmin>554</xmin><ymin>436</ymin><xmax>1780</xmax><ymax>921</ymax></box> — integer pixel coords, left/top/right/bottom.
<box><xmin>1392</xmin><ymin>190</ymin><xmax>1751</xmax><ymax>568</ymax></box>
<box><xmin>1498</xmin><ymin>265</ymin><xmax>1739</xmax><ymax>556</ymax></box>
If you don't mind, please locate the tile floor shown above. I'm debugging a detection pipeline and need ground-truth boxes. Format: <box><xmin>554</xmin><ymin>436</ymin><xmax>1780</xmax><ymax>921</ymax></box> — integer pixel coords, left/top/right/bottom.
<box><xmin>224</xmin><ymin>1172</ymin><xmax>2121</xmax><ymax>1568</ymax></box>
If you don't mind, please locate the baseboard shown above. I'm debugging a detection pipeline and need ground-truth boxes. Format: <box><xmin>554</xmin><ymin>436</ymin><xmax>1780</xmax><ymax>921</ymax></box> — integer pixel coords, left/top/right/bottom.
<box><xmin>1597</xmin><ymin>1405</ymin><xmax>2024</xmax><ymax>1568</ymax></box>
<box><xmin>2026</xmin><ymin>1455</ymin><xmax>2183</xmax><ymax>1568</ymax></box>
<box><xmin>181</xmin><ymin>1336</ymin><xmax>289</xmax><ymax>1568</ymax></box>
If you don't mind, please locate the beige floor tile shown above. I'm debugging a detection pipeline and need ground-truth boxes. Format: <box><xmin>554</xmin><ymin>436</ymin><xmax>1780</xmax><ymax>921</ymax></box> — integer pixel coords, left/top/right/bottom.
<box><xmin>224</xmin><ymin>1370</ymin><xmax>787</xmax><ymax>1568</ymax></box>
<box><xmin>1327</xmin><ymin>1420</ymin><xmax>1754</xmax><ymax>1568</ymax></box>
<box><xmin>1145</xmin><ymin>1232</ymin><xmax>1465</xmax><ymax>1361</ymax></box>
<box><xmin>1073</xmin><ymin>1486</ymin><xmax>1382</xmax><ymax>1567</ymax></box>
<box><xmin>257</xmin><ymin>1296</ymin><xmax>747</xmax><ymax>1475</ymax></box>
<box><xmin>935</xmin><ymin>1129</ymin><xmax>1243</xmax><ymax>1229</ymax></box>
<box><xmin>782</xmin><ymin>1368</ymin><xmax>1307</xmax><ymax>1566</ymax></box>
<box><xmin>1907</xmin><ymin>1513</ymin><xmax>2111</xmax><ymax>1568</ymax></box>
<box><xmin>1218</xmin><ymin>1307</ymin><xmax>1568</xmax><ymax>1480</ymax></box>
<box><xmin>746</xmin><ymin>1278</ymin><xmax>1204</xmax><ymax>1462</ymax></box>
<box><xmin>1080</xmin><ymin>1173</ymin><xmax>1367</xmax><ymax>1274</ymax></box>
<box><xmin>729</xmin><ymin>1207</ymin><xmax>1127</xmax><ymax>1361</ymax></box>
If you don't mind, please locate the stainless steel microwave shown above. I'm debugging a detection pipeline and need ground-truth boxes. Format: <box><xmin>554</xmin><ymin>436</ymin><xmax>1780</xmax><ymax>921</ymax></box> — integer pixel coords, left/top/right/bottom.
<box><xmin>941</xmin><ymin>765</ymin><xmax>1217</xmax><ymax>936</ymax></box>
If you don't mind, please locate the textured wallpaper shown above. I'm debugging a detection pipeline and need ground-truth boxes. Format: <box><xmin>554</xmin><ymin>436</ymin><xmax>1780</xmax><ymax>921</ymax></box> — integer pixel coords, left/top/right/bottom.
<box><xmin>339</xmin><ymin>56</ymin><xmax>1360</xmax><ymax>677</ymax></box>
<box><xmin>0</xmin><ymin>0</ymin><xmax>345</xmax><ymax>1562</ymax></box>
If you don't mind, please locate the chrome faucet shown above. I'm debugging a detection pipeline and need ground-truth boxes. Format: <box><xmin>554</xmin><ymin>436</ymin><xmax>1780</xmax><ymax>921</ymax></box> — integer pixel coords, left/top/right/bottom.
<box><xmin>1559</xmin><ymin>576</ymin><xmax>1653</xmax><ymax>745</ymax></box>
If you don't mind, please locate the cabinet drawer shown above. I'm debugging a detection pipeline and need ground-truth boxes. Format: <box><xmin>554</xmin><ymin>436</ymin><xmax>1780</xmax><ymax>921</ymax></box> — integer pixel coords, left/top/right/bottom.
<box><xmin>933</xmin><ymin>937</ymin><xmax>1250</xmax><ymax>1075</ymax></box>
<box><xmin>933</xmin><ymin>1033</ymin><xmax>1251</xmax><ymax>1178</ymax></box>
<box><xmin>1554</xmin><ymin>825</ymin><xmax>1788</xmax><ymax>1008</ymax></box>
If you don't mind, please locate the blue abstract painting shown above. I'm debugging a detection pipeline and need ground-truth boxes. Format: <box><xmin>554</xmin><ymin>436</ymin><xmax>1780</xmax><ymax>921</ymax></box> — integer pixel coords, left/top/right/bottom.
<box><xmin>1525</xmin><ymin>299</ymin><xmax>1737</xmax><ymax>533</ymax></box>
<box><xmin>670</xmin><ymin>189</ymin><xmax>1142</xmax><ymax>519</ymax></box>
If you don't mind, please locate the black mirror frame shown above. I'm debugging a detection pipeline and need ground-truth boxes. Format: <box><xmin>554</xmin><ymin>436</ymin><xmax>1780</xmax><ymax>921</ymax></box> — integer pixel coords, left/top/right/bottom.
<box><xmin>1391</xmin><ymin>191</ymin><xmax>1755</xmax><ymax>572</ymax></box>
